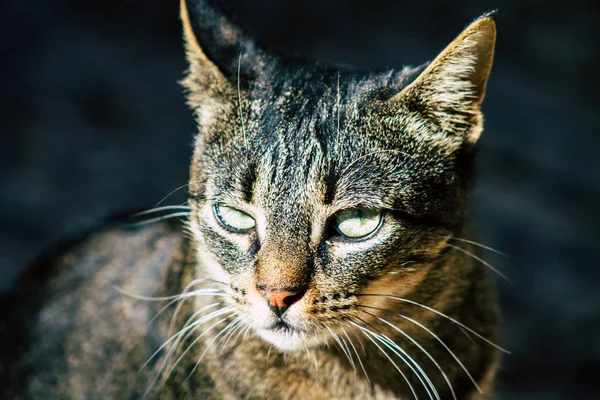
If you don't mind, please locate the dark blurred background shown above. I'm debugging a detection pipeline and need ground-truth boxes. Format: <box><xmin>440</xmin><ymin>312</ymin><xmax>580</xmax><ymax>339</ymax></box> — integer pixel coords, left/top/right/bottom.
<box><xmin>1</xmin><ymin>0</ymin><xmax>598</xmax><ymax>398</ymax></box>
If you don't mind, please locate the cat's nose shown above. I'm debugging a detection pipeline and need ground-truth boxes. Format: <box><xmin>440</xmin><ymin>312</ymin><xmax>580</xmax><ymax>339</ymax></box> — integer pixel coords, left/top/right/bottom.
<box><xmin>256</xmin><ymin>284</ymin><xmax>307</xmax><ymax>317</ymax></box>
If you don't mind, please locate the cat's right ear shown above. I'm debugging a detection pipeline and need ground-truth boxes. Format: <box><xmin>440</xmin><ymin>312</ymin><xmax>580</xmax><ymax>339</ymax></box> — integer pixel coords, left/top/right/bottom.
<box><xmin>181</xmin><ymin>0</ymin><xmax>230</xmax><ymax>90</ymax></box>
<box><xmin>180</xmin><ymin>0</ymin><xmax>266</xmax><ymax>108</ymax></box>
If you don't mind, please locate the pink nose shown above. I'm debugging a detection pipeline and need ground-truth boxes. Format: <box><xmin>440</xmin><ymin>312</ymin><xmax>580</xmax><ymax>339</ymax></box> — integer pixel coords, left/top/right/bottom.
<box><xmin>256</xmin><ymin>285</ymin><xmax>306</xmax><ymax>317</ymax></box>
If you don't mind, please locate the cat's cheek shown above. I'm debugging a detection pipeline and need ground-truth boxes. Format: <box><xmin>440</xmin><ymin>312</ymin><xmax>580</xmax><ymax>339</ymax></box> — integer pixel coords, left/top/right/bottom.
<box><xmin>195</xmin><ymin>245</ymin><xmax>231</xmax><ymax>289</ymax></box>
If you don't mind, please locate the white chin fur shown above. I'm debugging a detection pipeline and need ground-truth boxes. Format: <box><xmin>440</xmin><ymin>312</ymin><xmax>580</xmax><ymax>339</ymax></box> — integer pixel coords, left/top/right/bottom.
<box><xmin>256</xmin><ymin>328</ymin><xmax>309</xmax><ymax>351</ymax></box>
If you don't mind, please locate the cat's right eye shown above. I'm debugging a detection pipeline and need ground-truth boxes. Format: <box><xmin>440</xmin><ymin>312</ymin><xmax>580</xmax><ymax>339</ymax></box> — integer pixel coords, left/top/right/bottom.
<box><xmin>214</xmin><ymin>204</ymin><xmax>256</xmax><ymax>233</ymax></box>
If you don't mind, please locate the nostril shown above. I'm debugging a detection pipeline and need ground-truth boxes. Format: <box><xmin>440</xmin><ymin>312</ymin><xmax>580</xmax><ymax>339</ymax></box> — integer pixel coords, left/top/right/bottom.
<box><xmin>282</xmin><ymin>288</ymin><xmax>307</xmax><ymax>308</ymax></box>
<box><xmin>256</xmin><ymin>284</ymin><xmax>307</xmax><ymax>317</ymax></box>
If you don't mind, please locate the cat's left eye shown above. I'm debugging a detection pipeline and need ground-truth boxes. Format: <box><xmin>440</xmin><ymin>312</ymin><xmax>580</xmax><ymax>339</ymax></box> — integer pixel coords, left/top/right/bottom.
<box><xmin>214</xmin><ymin>204</ymin><xmax>255</xmax><ymax>232</ymax></box>
<box><xmin>333</xmin><ymin>208</ymin><xmax>382</xmax><ymax>239</ymax></box>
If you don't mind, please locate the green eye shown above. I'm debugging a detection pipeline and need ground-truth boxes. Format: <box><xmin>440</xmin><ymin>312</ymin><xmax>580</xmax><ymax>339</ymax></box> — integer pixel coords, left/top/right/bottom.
<box><xmin>214</xmin><ymin>204</ymin><xmax>256</xmax><ymax>232</ymax></box>
<box><xmin>334</xmin><ymin>208</ymin><xmax>382</xmax><ymax>239</ymax></box>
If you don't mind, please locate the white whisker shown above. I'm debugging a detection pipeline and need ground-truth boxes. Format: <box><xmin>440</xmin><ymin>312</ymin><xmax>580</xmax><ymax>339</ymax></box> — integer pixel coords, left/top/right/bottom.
<box><xmin>167</xmin><ymin>278</ymin><xmax>229</xmax><ymax>337</ymax></box>
<box><xmin>218</xmin><ymin>318</ymin><xmax>246</xmax><ymax>355</ymax></box>
<box><xmin>237</xmin><ymin>50</ymin><xmax>248</xmax><ymax>153</ymax></box>
<box><xmin>350</xmin><ymin>320</ymin><xmax>417</xmax><ymax>400</ymax></box>
<box><xmin>165</xmin><ymin>313</ymin><xmax>235</xmax><ymax>381</ymax></box>
<box><xmin>355</xmin><ymin>316</ymin><xmax>437</xmax><ymax>400</ymax></box>
<box><xmin>366</xmin><ymin>311</ymin><xmax>456</xmax><ymax>400</ymax></box>
<box><xmin>266</xmin><ymin>345</ymin><xmax>272</xmax><ymax>368</ymax></box>
<box><xmin>448</xmin><ymin>237</ymin><xmax>507</xmax><ymax>257</ymax></box>
<box><xmin>338</xmin><ymin>331</ymin><xmax>356</xmax><ymax>373</ymax></box>
<box><xmin>114</xmin><ymin>286</ymin><xmax>225</xmax><ymax>303</ymax></box>
<box><xmin>153</xmin><ymin>183</ymin><xmax>191</xmax><ymax>208</ymax></box>
<box><xmin>446</xmin><ymin>243</ymin><xmax>512</xmax><ymax>283</ymax></box>
<box><xmin>326</xmin><ymin>326</ymin><xmax>355</xmax><ymax>371</ymax></box>
<box><xmin>132</xmin><ymin>205</ymin><xmax>191</xmax><ymax>217</ymax></box>
<box><xmin>397</xmin><ymin>313</ymin><xmax>480</xmax><ymax>394</ymax></box>
<box><xmin>359</xmin><ymin>294</ymin><xmax>510</xmax><ymax>354</ymax></box>
<box><xmin>378</xmin><ymin>333</ymin><xmax>438</xmax><ymax>400</ymax></box>
<box><xmin>144</xmin><ymin>305</ymin><xmax>231</xmax><ymax>372</ymax></box>
<box><xmin>126</xmin><ymin>212</ymin><xmax>192</xmax><ymax>227</ymax></box>
<box><xmin>342</xmin><ymin>327</ymin><xmax>370</xmax><ymax>383</ymax></box>
<box><xmin>142</xmin><ymin>306</ymin><xmax>233</xmax><ymax>397</ymax></box>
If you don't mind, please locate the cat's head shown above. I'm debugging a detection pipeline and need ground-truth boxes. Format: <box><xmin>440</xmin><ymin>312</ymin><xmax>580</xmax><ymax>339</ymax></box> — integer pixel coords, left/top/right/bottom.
<box><xmin>181</xmin><ymin>0</ymin><xmax>496</xmax><ymax>351</ymax></box>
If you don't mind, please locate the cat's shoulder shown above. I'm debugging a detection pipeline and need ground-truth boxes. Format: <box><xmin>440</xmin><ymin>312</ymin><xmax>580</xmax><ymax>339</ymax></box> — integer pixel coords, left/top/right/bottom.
<box><xmin>0</xmin><ymin>220</ymin><xmax>185</xmax><ymax>399</ymax></box>
<box><xmin>6</xmin><ymin>219</ymin><xmax>184</xmax><ymax>305</ymax></box>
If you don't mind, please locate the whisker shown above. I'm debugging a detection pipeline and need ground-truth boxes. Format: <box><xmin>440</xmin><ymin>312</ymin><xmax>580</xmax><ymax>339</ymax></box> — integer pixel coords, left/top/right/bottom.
<box><xmin>125</xmin><ymin>212</ymin><xmax>192</xmax><ymax>227</ymax></box>
<box><xmin>151</xmin><ymin>289</ymin><xmax>229</xmax><ymax>331</ymax></box>
<box><xmin>446</xmin><ymin>243</ymin><xmax>513</xmax><ymax>283</ymax></box>
<box><xmin>153</xmin><ymin>183</ymin><xmax>191</xmax><ymax>208</ymax></box>
<box><xmin>241</xmin><ymin>321</ymin><xmax>253</xmax><ymax>342</ymax></box>
<box><xmin>305</xmin><ymin>348</ymin><xmax>311</xmax><ymax>372</ymax></box>
<box><xmin>355</xmin><ymin>316</ymin><xmax>437</xmax><ymax>400</ymax></box>
<box><xmin>342</xmin><ymin>327</ymin><xmax>370</xmax><ymax>383</ymax></box>
<box><xmin>358</xmin><ymin>294</ymin><xmax>510</xmax><ymax>354</ymax></box>
<box><xmin>113</xmin><ymin>280</ymin><xmax>227</xmax><ymax>330</ymax></box>
<box><xmin>132</xmin><ymin>205</ymin><xmax>191</xmax><ymax>217</ymax></box>
<box><xmin>266</xmin><ymin>345</ymin><xmax>272</xmax><ymax>368</ymax></box>
<box><xmin>143</xmin><ymin>305</ymin><xmax>230</xmax><ymax>372</ymax></box>
<box><xmin>165</xmin><ymin>313</ymin><xmax>235</xmax><ymax>382</ymax></box>
<box><xmin>228</xmin><ymin>315</ymin><xmax>252</xmax><ymax>349</ymax></box>
<box><xmin>168</xmin><ymin>305</ymin><xmax>234</xmax><ymax>358</ymax></box>
<box><xmin>191</xmin><ymin>316</ymin><xmax>242</xmax><ymax>371</ymax></box>
<box><xmin>338</xmin><ymin>331</ymin><xmax>357</xmax><ymax>373</ymax></box>
<box><xmin>349</xmin><ymin>320</ymin><xmax>418</xmax><ymax>400</ymax></box>
<box><xmin>448</xmin><ymin>237</ymin><xmax>508</xmax><ymax>257</ymax></box>
<box><xmin>166</xmin><ymin>278</ymin><xmax>230</xmax><ymax>337</ymax></box>
<box><xmin>325</xmin><ymin>326</ymin><xmax>355</xmax><ymax>371</ymax></box>
<box><xmin>218</xmin><ymin>318</ymin><xmax>246</xmax><ymax>355</ymax></box>
<box><xmin>142</xmin><ymin>306</ymin><xmax>232</xmax><ymax>397</ymax></box>
<box><xmin>114</xmin><ymin>286</ymin><xmax>225</xmax><ymax>303</ymax></box>
<box><xmin>237</xmin><ymin>50</ymin><xmax>248</xmax><ymax>154</ymax></box>
<box><xmin>166</xmin><ymin>290</ymin><xmax>229</xmax><ymax>338</ymax></box>
<box><xmin>397</xmin><ymin>312</ymin><xmax>480</xmax><ymax>394</ymax></box>
<box><xmin>362</xmin><ymin>309</ymin><xmax>456</xmax><ymax>399</ymax></box>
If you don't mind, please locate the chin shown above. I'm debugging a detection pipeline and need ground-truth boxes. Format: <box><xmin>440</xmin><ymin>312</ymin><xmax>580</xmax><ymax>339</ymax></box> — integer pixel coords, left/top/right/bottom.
<box><xmin>256</xmin><ymin>325</ymin><xmax>316</xmax><ymax>351</ymax></box>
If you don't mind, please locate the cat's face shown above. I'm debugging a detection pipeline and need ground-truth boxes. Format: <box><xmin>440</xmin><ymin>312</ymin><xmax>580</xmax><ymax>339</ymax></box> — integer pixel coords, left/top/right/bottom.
<box><xmin>181</xmin><ymin>0</ymin><xmax>495</xmax><ymax>351</ymax></box>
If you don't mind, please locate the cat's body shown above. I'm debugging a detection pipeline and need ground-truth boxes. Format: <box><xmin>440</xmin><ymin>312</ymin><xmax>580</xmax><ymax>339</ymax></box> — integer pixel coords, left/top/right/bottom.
<box><xmin>0</xmin><ymin>0</ymin><xmax>502</xmax><ymax>398</ymax></box>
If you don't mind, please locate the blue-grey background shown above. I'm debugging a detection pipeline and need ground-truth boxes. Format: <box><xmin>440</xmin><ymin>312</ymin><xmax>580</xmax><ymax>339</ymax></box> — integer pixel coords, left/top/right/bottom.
<box><xmin>1</xmin><ymin>0</ymin><xmax>598</xmax><ymax>398</ymax></box>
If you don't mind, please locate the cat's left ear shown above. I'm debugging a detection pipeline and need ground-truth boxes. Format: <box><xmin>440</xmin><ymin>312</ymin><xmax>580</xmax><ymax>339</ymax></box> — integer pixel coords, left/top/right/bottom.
<box><xmin>393</xmin><ymin>14</ymin><xmax>496</xmax><ymax>144</ymax></box>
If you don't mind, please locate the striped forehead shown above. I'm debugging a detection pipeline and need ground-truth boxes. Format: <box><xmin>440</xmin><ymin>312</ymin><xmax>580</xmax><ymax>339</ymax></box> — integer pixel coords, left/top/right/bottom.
<box><xmin>253</xmin><ymin>122</ymin><xmax>328</xmax><ymax>223</ymax></box>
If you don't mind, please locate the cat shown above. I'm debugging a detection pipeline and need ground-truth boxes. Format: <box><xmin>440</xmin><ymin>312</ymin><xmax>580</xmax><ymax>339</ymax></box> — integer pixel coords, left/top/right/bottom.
<box><xmin>0</xmin><ymin>0</ymin><xmax>504</xmax><ymax>398</ymax></box>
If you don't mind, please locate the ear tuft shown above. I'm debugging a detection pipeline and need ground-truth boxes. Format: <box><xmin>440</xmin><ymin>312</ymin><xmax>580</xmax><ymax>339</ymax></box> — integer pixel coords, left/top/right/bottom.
<box><xmin>420</xmin><ymin>14</ymin><xmax>496</xmax><ymax>106</ymax></box>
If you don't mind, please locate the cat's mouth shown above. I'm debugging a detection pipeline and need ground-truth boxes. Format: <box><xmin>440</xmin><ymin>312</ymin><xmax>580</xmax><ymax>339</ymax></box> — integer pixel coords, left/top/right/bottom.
<box><xmin>270</xmin><ymin>319</ymin><xmax>295</xmax><ymax>332</ymax></box>
<box><xmin>255</xmin><ymin>318</ymin><xmax>310</xmax><ymax>350</ymax></box>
